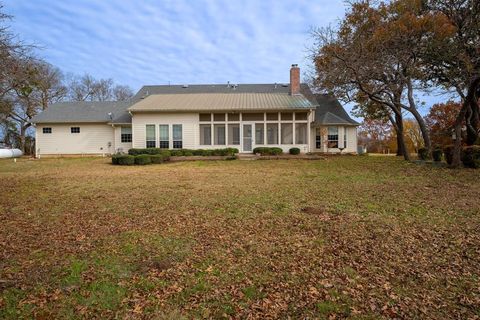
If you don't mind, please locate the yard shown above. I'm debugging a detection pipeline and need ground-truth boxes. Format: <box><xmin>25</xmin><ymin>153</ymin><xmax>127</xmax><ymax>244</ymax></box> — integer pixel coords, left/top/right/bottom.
<box><xmin>0</xmin><ymin>156</ymin><xmax>479</xmax><ymax>319</ymax></box>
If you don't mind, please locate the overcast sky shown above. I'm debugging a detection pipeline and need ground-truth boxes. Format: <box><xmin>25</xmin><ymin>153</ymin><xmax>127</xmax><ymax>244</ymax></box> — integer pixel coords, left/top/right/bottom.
<box><xmin>4</xmin><ymin>0</ymin><xmax>448</xmax><ymax>117</ymax></box>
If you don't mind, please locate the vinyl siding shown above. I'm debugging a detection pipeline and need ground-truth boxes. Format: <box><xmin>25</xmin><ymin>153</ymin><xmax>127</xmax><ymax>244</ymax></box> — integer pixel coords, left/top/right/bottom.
<box><xmin>131</xmin><ymin>111</ymin><xmax>313</xmax><ymax>152</ymax></box>
<box><xmin>310</xmin><ymin>126</ymin><xmax>358</xmax><ymax>153</ymax></box>
<box><xmin>132</xmin><ymin>113</ymin><xmax>197</xmax><ymax>149</ymax></box>
<box><xmin>36</xmin><ymin>124</ymin><xmax>114</xmax><ymax>156</ymax></box>
<box><xmin>114</xmin><ymin>126</ymin><xmax>132</xmax><ymax>153</ymax></box>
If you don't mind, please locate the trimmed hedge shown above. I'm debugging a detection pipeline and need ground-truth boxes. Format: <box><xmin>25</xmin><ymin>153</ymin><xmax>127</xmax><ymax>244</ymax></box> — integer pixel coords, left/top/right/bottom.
<box><xmin>253</xmin><ymin>147</ymin><xmax>283</xmax><ymax>155</ymax></box>
<box><xmin>417</xmin><ymin>147</ymin><xmax>429</xmax><ymax>160</ymax></box>
<box><xmin>150</xmin><ymin>154</ymin><xmax>166</xmax><ymax>164</ymax></box>
<box><xmin>128</xmin><ymin>148</ymin><xmax>238</xmax><ymax>157</ymax></box>
<box><xmin>432</xmin><ymin>148</ymin><xmax>443</xmax><ymax>162</ymax></box>
<box><xmin>461</xmin><ymin>146</ymin><xmax>480</xmax><ymax>168</ymax></box>
<box><xmin>289</xmin><ymin>147</ymin><xmax>300</xmax><ymax>155</ymax></box>
<box><xmin>112</xmin><ymin>154</ymin><xmax>135</xmax><ymax>165</ymax></box>
<box><xmin>134</xmin><ymin>154</ymin><xmax>152</xmax><ymax>165</ymax></box>
<box><xmin>443</xmin><ymin>145</ymin><xmax>454</xmax><ymax>165</ymax></box>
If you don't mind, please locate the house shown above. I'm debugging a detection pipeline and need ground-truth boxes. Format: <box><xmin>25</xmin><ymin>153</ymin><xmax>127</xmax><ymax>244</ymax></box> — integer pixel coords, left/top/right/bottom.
<box><xmin>31</xmin><ymin>65</ymin><xmax>359</xmax><ymax>157</ymax></box>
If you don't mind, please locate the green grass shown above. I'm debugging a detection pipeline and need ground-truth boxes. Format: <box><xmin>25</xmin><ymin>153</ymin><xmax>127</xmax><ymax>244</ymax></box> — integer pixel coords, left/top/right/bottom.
<box><xmin>0</xmin><ymin>156</ymin><xmax>479</xmax><ymax>318</ymax></box>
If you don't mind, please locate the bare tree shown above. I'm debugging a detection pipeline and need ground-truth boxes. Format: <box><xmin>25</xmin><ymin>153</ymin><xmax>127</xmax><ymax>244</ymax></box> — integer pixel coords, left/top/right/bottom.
<box><xmin>66</xmin><ymin>74</ymin><xmax>133</xmax><ymax>101</ymax></box>
<box><xmin>113</xmin><ymin>85</ymin><xmax>133</xmax><ymax>101</ymax></box>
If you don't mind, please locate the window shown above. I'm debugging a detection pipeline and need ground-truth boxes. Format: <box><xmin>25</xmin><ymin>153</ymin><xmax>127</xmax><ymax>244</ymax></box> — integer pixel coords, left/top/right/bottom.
<box><xmin>121</xmin><ymin>127</ymin><xmax>132</xmax><ymax>143</ymax></box>
<box><xmin>281</xmin><ymin>112</ymin><xmax>293</xmax><ymax>120</ymax></box>
<box><xmin>228</xmin><ymin>113</ymin><xmax>240</xmax><ymax>121</ymax></box>
<box><xmin>295</xmin><ymin>123</ymin><xmax>307</xmax><ymax>144</ymax></box>
<box><xmin>71</xmin><ymin>127</ymin><xmax>80</xmax><ymax>133</ymax></box>
<box><xmin>267</xmin><ymin>123</ymin><xmax>278</xmax><ymax>144</ymax></box>
<box><xmin>200</xmin><ymin>124</ymin><xmax>211</xmax><ymax>145</ymax></box>
<box><xmin>266</xmin><ymin>113</ymin><xmax>278</xmax><ymax>121</ymax></box>
<box><xmin>159</xmin><ymin>125</ymin><xmax>169</xmax><ymax>149</ymax></box>
<box><xmin>228</xmin><ymin>124</ymin><xmax>240</xmax><ymax>145</ymax></box>
<box><xmin>146</xmin><ymin>125</ymin><xmax>156</xmax><ymax>148</ymax></box>
<box><xmin>281</xmin><ymin>123</ymin><xmax>293</xmax><ymax>144</ymax></box>
<box><xmin>328</xmin><ymin>126</ymin><xmax>339</xmax><ymax>148</ymax></box>
<box><xmin>172</xmin><ymin>124</ymin><xmax>182</xmax><ymax>149</ymax></box>
<box><xmin>42</xmin><ymin>127</ymin><xmax>52</xmax><ymax>134</ymax></box>
<box><xmin>242</xmin><ymin>113</ymin><xmax>264</xmax><ymax>121</ymax></box>
<box><xmin>199</xmin><ymin>113</ymin><xmax>211</xmax><ymax>122</ymax></box>
<box><xmin>213</xmin><ymin>113</ymin><xmax>225</xmax><ymax>121</ymax></box>
<box><xmin>316</xmin><ymin>128</ymin><xmax>322</xmax><ymax>149</ymax></box>
<box><xmin>255</xmin><ymin>123</ymin><xmax>264</xmax><ymax>145</ymax></box>
<box><xmin>214</xmin><ymin>124</ymin><xmax>226</xmax><ymax>145</ymax></box>
<box><xmin>295</xmin><ymin>112</ymin><xmax>308</xmax><ymax>120</ymax></box>
<box><xmin>344</xmin><ymin>129</ymin><xmax>347</xmax><ymax>148</ymax></box>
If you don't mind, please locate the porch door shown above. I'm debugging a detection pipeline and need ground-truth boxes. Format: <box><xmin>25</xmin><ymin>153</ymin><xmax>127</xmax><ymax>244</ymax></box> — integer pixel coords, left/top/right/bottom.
<box><xmin>243</xmin><ymin>124</ymin><xmax>253</xmax><ymax>152</ymax></box>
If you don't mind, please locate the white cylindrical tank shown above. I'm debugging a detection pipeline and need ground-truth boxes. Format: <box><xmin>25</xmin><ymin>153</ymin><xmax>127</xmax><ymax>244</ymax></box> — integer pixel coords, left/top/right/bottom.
<box><xmin>0</xmin><ymin>148</ymin><xmax>23</xmax><ymax>158</ymax></box>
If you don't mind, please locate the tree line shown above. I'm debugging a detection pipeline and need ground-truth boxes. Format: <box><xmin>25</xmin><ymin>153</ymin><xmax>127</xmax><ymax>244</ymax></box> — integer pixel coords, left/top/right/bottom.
<box><xmin>0</xmin><ymin>5</ymin><xmax>133</xmax><ymax>153</ymax></box>
<box><xmin>310</xmin><ymin>0</ymin><xmax>479</xmax><ymax>167</ymax></box>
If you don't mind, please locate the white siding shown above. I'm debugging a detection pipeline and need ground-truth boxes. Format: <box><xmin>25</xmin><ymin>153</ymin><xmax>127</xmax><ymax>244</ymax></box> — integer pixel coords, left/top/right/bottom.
<box><xmin>114</xmin><ymin>126</ymin><xmax>132</xmax><ymax>153</ymax></box>
<box><xmin>310</xmin><ymin>126</ymin><xmax>358</xmax><ymax>153</ymax></box>
<box><xmin>131</xmin><ymin>111</ymin><xmax>313</xmax><ymax>153</ymax></box>
<box><xmin>132</xmin><ymin>113</ymin><xmax>197</xmax><ymax>149</ymax></box>
<box><xmin>36</xmin><ymin>124</ymin><xmax>114</xmax><ymax>156</ymax></box>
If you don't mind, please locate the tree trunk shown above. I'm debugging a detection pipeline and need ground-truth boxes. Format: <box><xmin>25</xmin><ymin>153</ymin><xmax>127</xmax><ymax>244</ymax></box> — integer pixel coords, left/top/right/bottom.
<box><xmin>19</xmin><ymin>124</ymin><xmax>27</xmax><ymax>153</ymax></box>
<box><xmin>396</xmin><ymin>114</ymin><xmax>410</xmax><ymax>161</ymax></box>
<box><xmin>404</xmin><ymin>79</ymin><xmax>432</xmax><ymax>154</ymax></box>
<box><xmin>409</xmin><ymin>107</ymin><xmax>432</xmax><ymax>154</ymax></box>
<box><xmin>452</xmin><ymin>77</ymin><xmax>480</xmax><ymax>167</ymax></box>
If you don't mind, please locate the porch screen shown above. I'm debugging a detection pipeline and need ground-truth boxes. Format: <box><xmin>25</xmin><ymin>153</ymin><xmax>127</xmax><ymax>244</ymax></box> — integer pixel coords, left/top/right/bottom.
<box><xmin>267</xmin><ymin>123</ymin><xmax>278</xmax><ymax>144</ymax></box>
<box><xmin>255</xmin><ymin>123</ymin><xmax>264</xmax><ymax>145</ymax></box>
<box><xmin>228</xmin><ymin>124</ymin><xmax>240</xmax><ymax>145</ymax></box>
<box><xmin>214</xmin><ymin>124</ymin><xmax>226</xmax><ymax>145</ymax></box>
<box><xmin>281</xmin><ymin>123</ymin><xmax>293</xmax><ymax>144</ymax></box>
<box><xmin>295</xmin><ymin>123</ymin><xmax>307</xmax><ymax>144</ymax></box>
<box><xmin>200</xmin><ymin>124</ymin><xmax>211</xmax><ymax>145</ymax></box>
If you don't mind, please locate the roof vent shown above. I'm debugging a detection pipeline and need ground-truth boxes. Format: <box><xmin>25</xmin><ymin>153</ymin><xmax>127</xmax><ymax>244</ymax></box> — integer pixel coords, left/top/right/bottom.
<box><xmin>182</xmin><ymin>84</ymin><xmax>189</xmax><ymax>88</ymax></box>
<box><xmin>282</xmin><ymin>83</ymin><xmax>288</xmax><ymax>87</ymax></box>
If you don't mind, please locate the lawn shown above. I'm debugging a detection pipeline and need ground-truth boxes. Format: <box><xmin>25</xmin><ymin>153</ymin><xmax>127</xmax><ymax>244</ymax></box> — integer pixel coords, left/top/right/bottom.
<box><xmin>0</xmin><ymin>156</ymin><xmax>479</xmax><ymax>319</ymax></box>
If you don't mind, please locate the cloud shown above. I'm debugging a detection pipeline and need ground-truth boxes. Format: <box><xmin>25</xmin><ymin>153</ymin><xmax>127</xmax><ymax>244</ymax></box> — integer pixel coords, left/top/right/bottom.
<box><xmin>4</xmin><ymin>0</ymin><xmax>345</xmax><ymax>91</ymax></box>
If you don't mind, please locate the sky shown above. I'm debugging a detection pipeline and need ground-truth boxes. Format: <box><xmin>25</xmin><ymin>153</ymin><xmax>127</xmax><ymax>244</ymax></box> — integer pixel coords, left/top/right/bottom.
<box><xmin>4</xmin><ymin>0</ymin><xmax>449</xmax><ymax>117</ymax></box>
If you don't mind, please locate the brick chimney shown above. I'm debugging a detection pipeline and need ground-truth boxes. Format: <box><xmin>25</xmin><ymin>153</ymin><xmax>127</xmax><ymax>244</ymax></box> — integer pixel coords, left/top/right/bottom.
<box><xmin>289</xmin><ymin>64</ymin><xmax>300</xmax><ymax>95</ymax></box>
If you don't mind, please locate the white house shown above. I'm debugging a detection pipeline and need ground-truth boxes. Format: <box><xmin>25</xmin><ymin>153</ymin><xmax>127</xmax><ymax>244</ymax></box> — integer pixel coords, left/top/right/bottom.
<box><xmin>31</xmin><ymin>65</ymin><xmax>359</xmax><ymax>157</ymax></box>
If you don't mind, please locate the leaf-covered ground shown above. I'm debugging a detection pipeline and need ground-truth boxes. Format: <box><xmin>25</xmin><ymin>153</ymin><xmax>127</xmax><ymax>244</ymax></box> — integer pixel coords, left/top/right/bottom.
<box><xmin>0</xmin><ymin>156</ymin><xmax>479</xmax><ymax>319</ymax></box>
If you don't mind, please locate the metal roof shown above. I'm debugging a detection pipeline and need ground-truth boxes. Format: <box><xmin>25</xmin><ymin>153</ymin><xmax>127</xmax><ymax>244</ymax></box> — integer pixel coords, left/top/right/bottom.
<box><xmin>128</xmin><ymin>93</ymin><xmax>315</xmax><ymax>112</ymax></box>
<box><xmin>313</xmin><ymin>94</ymin><xmax>359</xmax><ymax>126</ymax></box>
<box><xmin>30</xmin><ymin>101</ymin><xmax>131</xmax><ymax>124</ymax></box>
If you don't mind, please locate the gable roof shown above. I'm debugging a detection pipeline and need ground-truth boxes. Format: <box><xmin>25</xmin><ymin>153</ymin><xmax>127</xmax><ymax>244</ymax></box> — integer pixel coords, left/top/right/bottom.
<box><xmin>128</xmin><ymin>92</ymin><xmax>314</xmax><ymax>112</ymax></box>
<box><xmin>30</xmin><ymin>101</ymin><xmax>132</xmax><ymax>124</ymax></box>
<box><xmin>313</xmin><ymin>94</ymin><xmax>359</xmax><ymax>126</ymax></box>
<box><xmin>31</xmin><ymin>83</ymin><xmax>317</xmax><ymax>124</ymax></box>
<box><xmin>133</xmin><ymin>83</ymin><xmax>296</xmax><ymax>99</ymax></box>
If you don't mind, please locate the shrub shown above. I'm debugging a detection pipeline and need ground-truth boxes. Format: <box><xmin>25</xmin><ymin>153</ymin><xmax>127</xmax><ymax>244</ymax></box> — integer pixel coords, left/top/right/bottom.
<box><xmin>270</xmin><ymin>147</ymin><xmax>283</xmax><ymax>155</ymax></box>
<box><xmin>432</xmin><ymin>148</ymin><xmax>443</xmax><ymax>162</ymax></box>
<box><xmin>443</xmin><ymin>145</ymin><xmax>454</xmax><ymax>165</ymax></box>
<box><xmin>417</xmin><ymin>147</ymin><xmax>429</xmax><ymax>160</ymax></box>
<box><xmin>129</xmin><ymin>148</ymin><xmax>165</xmax><ymax>156</ymax></box>
<box><xmin>225</xmin><ymin>155</ymin><xmax>237</xmax><ymax>160</ymax></box>
<box><xmin>134</xmin><ymin>154</ymin><xmax>151</xmax><ymax>165</ymax></box>
<box><xmin>253</xmin><ymin>147</ymin><xmax>283</xmax><ymax>155</ymax></box>
<box><xmin>150</xmin><ymin>154</ymin><xmax>165</xmax><ymax>164</ymax></box>
<box><xmin>183</xmin><ymin>150</ymin><xmax>194</xmax><ymax>156</ymax></box>
<box><xmin>170</xmin><ymin>150</ymin><xmax>184</xmax><ymax>156</ymax></box>
<box><xmin>461</xmin><ymin>146</ymin><xmax>480</xmax><ymax>168</ymax></box>
<box><xmin>289</xmin><ymin>147</ymin><xmax>300</xmax><ymax>155</ymax></box>
<box><xmin>111</xmin><ymin>154</ymin><xmax>120</xmax><ymax>165</ymax></box>
<box><xmin>116</xmin><ymin>155</ymin><xmax>135</xmax><ymax>165</ymax></box>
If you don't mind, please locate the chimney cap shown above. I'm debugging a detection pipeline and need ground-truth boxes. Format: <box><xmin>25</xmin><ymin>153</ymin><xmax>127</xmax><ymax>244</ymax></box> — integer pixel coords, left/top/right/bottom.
<box><xmin>291</xmin><ymin>64</ymin><xmax>298</xmax><ymax>68</ymax></box>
